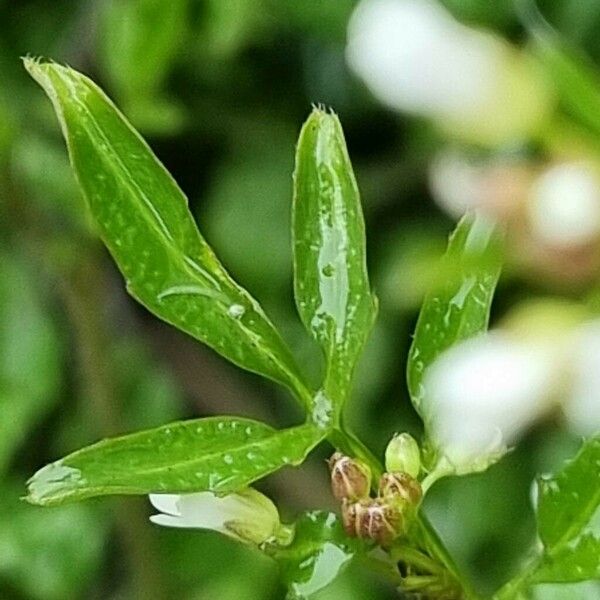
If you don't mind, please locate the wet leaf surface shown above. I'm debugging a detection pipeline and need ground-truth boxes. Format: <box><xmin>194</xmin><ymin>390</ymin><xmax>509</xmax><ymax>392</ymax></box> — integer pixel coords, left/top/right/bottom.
<box><xmin>407</xmin><ymin>212</ymin><xmax>502</xmax><ymax>420</ymax></box>
<box><xmin>537</xmin><ymin>436</ymin><xmax>600</xmax><ymax>549</ymax></box>
<box><xmin>24</xmin><ymin>59</ymin><xmax>311</xmax><ymax>408</ymax></box>
<box><xmin>27</xmin><ymin>417</ymin><xmax>325</xmax><ymax>506</ymax></box>
<box><xmin>293</xmin><ymin>109</ymin><xmax>376</xmax><ymax>410</ymax></box>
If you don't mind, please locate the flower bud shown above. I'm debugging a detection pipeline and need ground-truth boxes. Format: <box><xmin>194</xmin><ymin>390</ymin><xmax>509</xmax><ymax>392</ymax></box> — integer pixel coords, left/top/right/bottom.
<box><xmin>328</xmin><ymin>452</ymin><xmax>372</xmax><ymax>501</ymax></box>
<box><xmin>341</xmin><ymin>498</ymin><xmax>404</xmax><ymax>547</ymax></box>
<box><xmin>378</xmin><ymin>472</ymin><xmax>423</xmax><ymax>506</ymax></box>
<box><xmin>385</xmin><ymin>433</ymin><xmax>421</xmax><ymax>478</ymax></box>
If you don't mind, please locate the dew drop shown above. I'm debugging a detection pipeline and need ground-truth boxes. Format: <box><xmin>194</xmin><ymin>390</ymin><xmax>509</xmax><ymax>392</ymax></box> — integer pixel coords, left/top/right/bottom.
<box><xmin>321</xmin><ymin>264</ymin><xmax>335</xmax><ymax>277</ymax></box>
<box><xmin>228</xmin><ymin>304</ymin><xmax>245</xmax><ymax>319</ymax></box>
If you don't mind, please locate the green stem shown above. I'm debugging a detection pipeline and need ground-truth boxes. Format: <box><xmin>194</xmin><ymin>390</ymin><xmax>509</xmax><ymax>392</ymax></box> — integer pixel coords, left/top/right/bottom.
<box><xmin>390</xmin><ymin>545</ymin><xmax>446</xmax><ymax>575</ymax></box>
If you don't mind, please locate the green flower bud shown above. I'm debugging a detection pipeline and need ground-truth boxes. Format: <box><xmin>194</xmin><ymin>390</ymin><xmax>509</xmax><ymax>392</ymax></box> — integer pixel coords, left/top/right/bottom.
<box><xmin>328</xmin><ymin>452</ymin><xmax>372</xmax><ymax>501</ymax></box>
<box><xmin>385</xmin><ymin>433</ymin><xmax>421</xmax><ymax>478</ymax></box>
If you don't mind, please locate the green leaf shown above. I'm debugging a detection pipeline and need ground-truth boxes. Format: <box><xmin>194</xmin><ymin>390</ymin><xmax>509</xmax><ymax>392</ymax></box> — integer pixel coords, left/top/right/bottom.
<box><xmin>531</xmin><ymin>534</ymin><xmax>600</xmax><ymax>583</ymax></box>
<box><xmin>495</xmin><ymin>437</ymin><xmax>600</xmax><ymax>597</ymax></box>
<box><xmin>24</xmin><ymin>59</ymin><xmax>311</xmax><ymax>408</ymax></box>
<box><xmin>525</xmin><ymin>10</ymin><xmax>600</xmax><ymax>141</ymax></box>
<box><xmin>293</xmin><ymin>108</ymin><xmax>376</xmax><ymax>409</ymax></box>
<box><xmin>98</xmin><ymin>0</ymin><xmax>187</xmax><ymax>100</ymax></box>
<box><xmin>27</xmin><ymin>417</ymin><xmax>324</xmax><ymax>506</ymax></box>
<box><xmin>268</xmin><ymin>511</ymin><xmax>361</xmax><ymax>600</ymax></box>
<box><xmin>537</xmin><ymin>436</ymin><xmax>600</xmax><ymax>550</ymax></box>
<box><xmin>407</xmin><ymin>212</ymin><xmax>502</xmax><ymax>418</ymax></box>
<box><xmin>0</xmin><ymin>252</ymin><xmax>62</xmax><ymax>473</ymax></box>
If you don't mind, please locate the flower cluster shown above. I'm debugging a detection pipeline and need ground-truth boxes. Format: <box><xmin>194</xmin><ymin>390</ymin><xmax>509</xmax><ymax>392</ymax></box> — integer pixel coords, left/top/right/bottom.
<box><xmin>327</xmin><ymin>448</ymin><xmax>422</xmax><ymax>547</ymax></box>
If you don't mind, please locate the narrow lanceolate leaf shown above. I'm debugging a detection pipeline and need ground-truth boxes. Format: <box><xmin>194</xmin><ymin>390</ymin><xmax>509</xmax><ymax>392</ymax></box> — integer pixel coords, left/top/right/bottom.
<box><xmin>537</xmin><ymin>436</ymin><xmax>600</xmax><ymax>550</ymax></box>
<box><xmin>293</xmin><ymin>108</ymin><xmax>376</xmax><ymax>409</ymax></box>
<box><xmin>407</xmin><ymin>212</ymin><xmax>502</xmax><ymax>417</ymax></box>
<box><xmin>267</xmin><ymin>511</ymin><xmax>361</xmax><ymax>600</ymax></box>
<box><xmin>24</xmin><ymin>59</ymin><xmax>311</xmax><ymax>408</ymax></box>
<box><xmin>27</xmin><ymin>417</ymin><xmax>325</xmax><ymax>506</ymax></box>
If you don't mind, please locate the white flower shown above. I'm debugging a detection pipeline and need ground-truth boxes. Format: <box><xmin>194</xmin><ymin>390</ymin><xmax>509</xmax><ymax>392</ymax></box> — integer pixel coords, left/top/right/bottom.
<box><xmin>149</xmin><ymin>488</ymin><xmax>281</xmax><ymax>545</ymax></box>
<box><xmin>527</xmin><ymin>162</ymin><xmax>600</xmax><ymax>248</ymax></box>
<box><xmin>346</xmin><ymin>0</ymin><xmax>551</xmax><ymax>144</ymax></box>
<box><xmin>423</xmin><ymin>318</ymin><xmax>600</xmax><ymax>474</ymax></box>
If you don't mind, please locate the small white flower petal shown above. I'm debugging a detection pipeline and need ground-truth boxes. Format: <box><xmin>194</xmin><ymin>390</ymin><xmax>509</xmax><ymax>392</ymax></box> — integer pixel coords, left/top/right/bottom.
<box><xmin>424</xmin><ymin>333</ymin><xmax>559</xmax><ymax>470</ymax></box>
<box><xmin>149</xmin><ymin>514</ymin><xmax>187</xmax><ymax>528</ymax></box>
<box><xmin>346</xmin><ymin>0</ymin><xmax>502</xmax><ymax>119</ymax></box>
<box><xmin>148</xmin><ymin>489</ymin><xmax>280</xmax><ymax>544</ymax></box>
<box><xmin>528</xmin><ymin>163</ymin><xmax>600</xmax><ymax>247</ymax></box>
<box><xmin>149</xmin><ymin>493</ymin><xmax>181</xmax><ymax>517</ymax></box>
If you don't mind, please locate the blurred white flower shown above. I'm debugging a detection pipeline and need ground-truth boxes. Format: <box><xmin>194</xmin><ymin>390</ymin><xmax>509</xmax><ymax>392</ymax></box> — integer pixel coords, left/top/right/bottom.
<box><xmin>527</xmin><ymin>162</ymin><xmax>600</xmax><ymax>248</ymax></box>
<box><xmin>149</xmin><ymin>488</ymin><xmax>281</xmax><ymax>545</ymax></box>
<box><xmin>429</xmin><ymin>149</ymin><xmax>529</xmax><ymax>219</ymax></box>
<box><xmin>346</xmin><ymin>0</ymin><xmax>551</xmax><ymax>144</ymax></box>
<box><xmin>423</xmin><ymin>317</ymin><xmax>600</xmax><ymax>473</ymax></box>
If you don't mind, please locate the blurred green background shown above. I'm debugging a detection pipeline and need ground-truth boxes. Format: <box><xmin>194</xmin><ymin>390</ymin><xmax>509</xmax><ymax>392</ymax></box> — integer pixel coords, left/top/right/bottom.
<box><xmin>1</xmin><ymin>1</ymin><xmax>600</xmax><ymax>598</ymax></box>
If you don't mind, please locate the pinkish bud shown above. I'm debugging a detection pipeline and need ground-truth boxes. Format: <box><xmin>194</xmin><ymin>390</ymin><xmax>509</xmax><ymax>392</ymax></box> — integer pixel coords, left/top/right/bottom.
<box><xmin>328</xmin><ymin>452</ymin><xmax>371</xmax><ymax>501</ymax></box>
<box><xmin>341</xmin><ymin>498</ymin><xmax>404</xmax><ymax>547</ymax></box>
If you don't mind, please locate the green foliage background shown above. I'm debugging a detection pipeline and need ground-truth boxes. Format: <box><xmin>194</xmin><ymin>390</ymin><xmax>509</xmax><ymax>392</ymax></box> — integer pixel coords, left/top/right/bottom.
<box><xmin>0</xmin><ymin>1</ymin><xmax>598</xmax><ymax>598</ymax></box>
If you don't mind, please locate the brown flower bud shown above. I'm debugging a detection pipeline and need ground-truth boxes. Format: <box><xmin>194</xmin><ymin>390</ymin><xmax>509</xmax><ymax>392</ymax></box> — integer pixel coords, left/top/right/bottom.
<box><xmin>341</xmin><ymin>498</ymin><xmax>404</xmax><ymax>547</ymax></box>
<box><xmin>328</xmin><ymin>452</ymin><xmax>371</xmax><ymax>501</ymax></box>
<box><xmin>378</xmin><ymin>472</ymin><xmax>422</xmax><ymax>506</ymax></box>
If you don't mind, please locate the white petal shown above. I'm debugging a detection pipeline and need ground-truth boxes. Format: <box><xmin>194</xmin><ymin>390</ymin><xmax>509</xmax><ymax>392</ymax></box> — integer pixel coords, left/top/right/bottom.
<box><xmin>424</xmin><ymin>333</ymin><xmax>558</xmax><ymax>467</ymax></box>
<box><xmin>149</xmin><ymin>494</ymin><xmax>181</xmax><ymax>517</ymax></box>
<box><xmin>149</xmin><ymin>514</ymin><xmax>188</xmax><ymax>528</ymax></box>
<box><xmin>528</xmin><ymin>163</ymin><xmax>600</xmax><ymax>247</ymax></box>
<box><xmin>564</xmin><ymin>320</ymin><xmax>600</xmax><ymax>436</ymax></box>
<box><xmin>346</xmin><ymin>0</ymin><xmax>501</xmax><ymax>118</ymax></box>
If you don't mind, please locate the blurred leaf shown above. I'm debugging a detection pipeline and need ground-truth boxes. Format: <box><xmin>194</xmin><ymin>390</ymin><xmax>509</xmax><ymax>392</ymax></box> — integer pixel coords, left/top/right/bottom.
<box><xmin>204</xmin><ymin>130</ymin><xmax>294</xmax><ymax>298</ymax></box>
<box><xmin>24</xmin><ymin>60</ymin><xmax>312</xmax><ymax>407</ymax></box>
<box><xmin>269</xmin><ymin>511</ymin><xmax>360</xmax><ymax>600</ymax></box>
<box><xmin>27</xmin><ymin>417</ymin><xmax>325</xmax><ymax>506</ymax></box>
<box><xmin>407</xmin><ymin>212</ymin><xmax>502</xmax><ymax>419</ymax></box>
<box><xmin>11</xmin><ymin>133</ymin><xmax>91</xmax><ymax>233</ymax></box>
<box><xmin>0</xmin><ymin>252</ymin><xmax>61</xmax><ymax>472</ymax></box>
<box><xmin>531</xmin><ymin>534</ymin><xmax>600</xmax><ymax>582</ymax></box>
<box><xmin>114</xmin><ymin>338</ymin><xmax>183</xmax><ymax>430</ymax></box>
<box><xmin>157</xmin><ymin>528</ymin><xmax>278</xmax><ymax>599</ymax></box>
<box><xmin>0</xmin><ymin>481</ymin><xmax>105</xmax><ymax>600</ymax></box>
<box><xmin>536</xmin><ymin>436</ymin><xmax>600</xmax><ymax>549</ymax></box>
<box><xmin>198</xmin><ymin>0</ymin><xmax>267</xmax><ymax>59</ymax></box>
<box><xmin>268</xmin><ymin>0</ymin><xmax>355</xmax><ymax>42</ymax></box>
<box><xmin>293</xmin><ymin>108</ymin><xmax>376</xmax><ymax>409</ymax></box>
<box><xmin>526</xmin><ymin>12</ymin><xmax>600</xmax><ymax>140</ymax></box>
<box><xmin>98</xmin><ymin>0</ymin><xmax>187</xmax><ymax>100</ymax></box>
